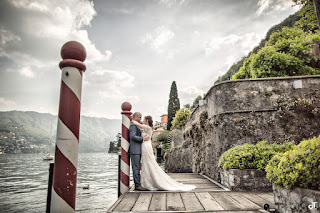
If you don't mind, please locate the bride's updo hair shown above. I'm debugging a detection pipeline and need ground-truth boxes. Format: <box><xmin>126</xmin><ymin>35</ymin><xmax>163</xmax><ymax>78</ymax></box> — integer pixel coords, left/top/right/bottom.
<box><xmin>145</xmin><ymin>115</ymin><xmax>153</xmax><ymax>127</ymax></box>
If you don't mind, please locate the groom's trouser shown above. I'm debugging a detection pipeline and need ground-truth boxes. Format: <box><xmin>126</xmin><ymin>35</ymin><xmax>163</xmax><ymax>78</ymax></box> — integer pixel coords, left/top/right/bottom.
<box><xmin>130</xmin><ymin>154</ymin><xmax>141</xmax><ymax>188</ymax></box>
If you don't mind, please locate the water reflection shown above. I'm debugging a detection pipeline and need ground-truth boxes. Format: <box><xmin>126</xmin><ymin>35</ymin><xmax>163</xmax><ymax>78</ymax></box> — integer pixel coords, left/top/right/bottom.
<box><xmin>0</xmin><ymin>153</ymin><xmax>165</xmax><ymax>212</ymax></box>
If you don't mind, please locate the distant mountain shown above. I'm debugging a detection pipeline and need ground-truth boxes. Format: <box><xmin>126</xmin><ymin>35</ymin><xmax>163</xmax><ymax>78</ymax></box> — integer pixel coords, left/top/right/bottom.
<box><xmin>0</xmin><ymin>111</ymin><xmax>121</xmax><ymax>153</ymax></box>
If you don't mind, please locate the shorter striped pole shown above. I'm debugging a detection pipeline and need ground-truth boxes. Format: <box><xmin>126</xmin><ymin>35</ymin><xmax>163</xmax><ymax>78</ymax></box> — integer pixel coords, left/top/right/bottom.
<box><xmin>51</xmin><ymin>41</ymin><xmax>86</xmax><ymax>213</ymax></box>
<box><xmin>120</xmin><ymin>102</ymin><xmax>132</xmax><ymax>195</ymax></box>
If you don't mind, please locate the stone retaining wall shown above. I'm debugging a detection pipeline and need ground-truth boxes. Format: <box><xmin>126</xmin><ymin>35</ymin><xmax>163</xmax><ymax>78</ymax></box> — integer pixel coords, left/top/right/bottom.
<box><xmin>164</xmin><ymin>146</ymin><xmax>192</xmax><ymax>173</ymax></box>
<box><xmin>220</xmin><ymin>169</ymin><xmax>272</xmax><ymax>191</ymax></box>
<box><xmin>165</xmin><ymin>75</ymin><xmax>320</xmax><ymax>182</ymax></box>
<box><xmin>273</xmin><ymin>184</ymin><xmax>320</xmax><ymax>213</ymax></box>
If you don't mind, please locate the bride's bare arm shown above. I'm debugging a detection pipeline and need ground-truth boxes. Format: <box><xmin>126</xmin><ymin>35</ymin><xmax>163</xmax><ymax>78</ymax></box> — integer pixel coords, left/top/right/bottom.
<box><xmin>132</xmin><ymin>120</ymin><xmax>145</xmax><ymax>129</ymax></box>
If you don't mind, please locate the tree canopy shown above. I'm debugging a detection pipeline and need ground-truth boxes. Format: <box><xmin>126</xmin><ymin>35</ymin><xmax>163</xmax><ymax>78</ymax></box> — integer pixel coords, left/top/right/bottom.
<box><xmin>215</xmin><ymin>2</ymin><xmax>320</xmax><ymax>83</ymax></box>
<box><xmin>171</xmin><ymin>107</ymin><xmax>192</xmax><ymax>129</ymax></box>
<box><xmin>232</xmin><ymin>27</ymin><xmax>320</xmax><ymax>79</ymax></box>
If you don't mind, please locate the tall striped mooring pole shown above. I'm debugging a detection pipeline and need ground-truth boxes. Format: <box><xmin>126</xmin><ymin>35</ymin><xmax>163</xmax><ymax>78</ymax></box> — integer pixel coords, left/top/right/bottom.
<box><xmin>51</xmin><ymin>41</ymin><xmax>86</xmax><ymax>212</ymax></box>
<box><xmin>120</xmin><ymin>102</ymin><xmax>132</xmax><ymax>195</ymax></box>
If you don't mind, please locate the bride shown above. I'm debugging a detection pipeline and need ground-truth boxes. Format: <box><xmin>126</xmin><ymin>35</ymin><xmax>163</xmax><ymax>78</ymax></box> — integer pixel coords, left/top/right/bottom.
<box><xmin>132</xmin><ymin>116</ymin><xmax>196</xmax><ymax>191</ymax></box>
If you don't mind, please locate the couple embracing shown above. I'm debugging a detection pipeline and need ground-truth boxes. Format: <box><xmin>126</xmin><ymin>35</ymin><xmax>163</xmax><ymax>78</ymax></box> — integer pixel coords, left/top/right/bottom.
<box><xmin>129</xmin><ymin>112</ymin><xmax>196</xmax><ymax>191</ymax></box>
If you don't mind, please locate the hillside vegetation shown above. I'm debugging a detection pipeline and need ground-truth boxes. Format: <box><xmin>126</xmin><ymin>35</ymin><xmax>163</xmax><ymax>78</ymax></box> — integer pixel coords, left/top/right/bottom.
<box><xmin>215</xmin><ymin>2</ymin><xmax>319</xmax><ymax>83</ymax></box>
<box><xmin>0</xmin><ymin>111</ymin><xmax>121</xmax><ymax>153</ymax></box>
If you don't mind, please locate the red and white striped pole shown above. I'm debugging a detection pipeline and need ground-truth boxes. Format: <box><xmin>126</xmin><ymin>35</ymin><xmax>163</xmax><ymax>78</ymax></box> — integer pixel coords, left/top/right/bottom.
<box><xmin>120</xmin><ymin>102</ymin><xmax>132</xmax><ymax>195</ymax></box>
<box><xmin>51</xmin><ymin>41</ymin><xmax>86</xmax><ymax>212</ymax></box>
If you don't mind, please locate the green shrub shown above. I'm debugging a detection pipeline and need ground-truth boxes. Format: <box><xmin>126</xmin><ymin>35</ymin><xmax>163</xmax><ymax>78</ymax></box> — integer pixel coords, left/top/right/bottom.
<box><xmin>265</xmin><ymin>153</ymin><xmax>284</xmax><ymax>186</ymax></box>
<box><xmin>270</xmin><ymin>142</ymin><xmax>296</xmax><ymax>153</ymax></box>
<box><xmin>232</xmin><ymin>27</ymin><xmax>320</xmax><ymax>80</ymax></box>
<box><xmin>218</xmin><ymin>141</ymin><xmax>295</xmax><ymax>171</ymax></box>
<box><xmin>266</xmin><ymin>135</ymin><xmax>320</xmax><ymax>190</ymax></box>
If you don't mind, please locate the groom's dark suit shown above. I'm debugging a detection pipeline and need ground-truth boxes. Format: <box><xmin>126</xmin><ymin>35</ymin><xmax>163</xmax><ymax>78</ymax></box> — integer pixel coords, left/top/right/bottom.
<box><xmin>129</xmin><ymin>123</ymin><xmax>143</xmax><ymax>188</ymax></box>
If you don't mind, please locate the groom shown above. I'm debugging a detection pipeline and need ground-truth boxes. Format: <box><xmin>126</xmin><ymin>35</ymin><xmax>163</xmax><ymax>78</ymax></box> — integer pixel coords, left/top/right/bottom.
<box><xmin>129</xmin><ymin>112</ymin><xmax>150</xmax><ymax>191</ymax></box>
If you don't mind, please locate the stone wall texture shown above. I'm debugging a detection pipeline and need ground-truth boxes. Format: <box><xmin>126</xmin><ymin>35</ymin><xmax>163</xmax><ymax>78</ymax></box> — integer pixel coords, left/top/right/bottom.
<box><xmin>165</xmin><ymin>146</ymin><xmax>192</xmax><ymax>173</ymax></box>
<box><xmin>220</xmin><ymin>169</ymin><xmax>272</xmax><ymax>191</ymax></box>
<box><xmin>273</xmin><ymin>184</ymin><xmax>320</xmax><ymax>213</ymax></box>
<box><xmin>165</xmin><ymin>75</ymin><xmax>320</xmax><ymax>183</ymax></box>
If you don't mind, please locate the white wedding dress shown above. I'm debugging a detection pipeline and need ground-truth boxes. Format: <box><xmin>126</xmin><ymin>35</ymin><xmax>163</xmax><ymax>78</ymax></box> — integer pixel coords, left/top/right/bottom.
<box><xmin>140</xmin><ymin>124</ymin><xmax>196</xmax><ymax>191</ymax></box>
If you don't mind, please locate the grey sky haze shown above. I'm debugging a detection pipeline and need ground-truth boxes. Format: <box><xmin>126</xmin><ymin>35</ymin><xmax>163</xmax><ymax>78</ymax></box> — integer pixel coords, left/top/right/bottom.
<box><xmin>0</xmin><ymin>0</ymin><xmax>299</xmax><ymax>121</ymax></box>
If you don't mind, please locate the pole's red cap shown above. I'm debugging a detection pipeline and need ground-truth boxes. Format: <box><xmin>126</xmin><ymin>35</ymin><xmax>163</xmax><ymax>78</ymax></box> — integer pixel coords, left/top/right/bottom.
<box><xmin>59</xmin><ymin>41</ymin><xmax>87</xmax><ymax>71</ymax></box>
<box><xmin>121</xmin><ymin>102</ymin><xmax>132</xmax><ymax>112</ymax></box>
<box><xmin>61</xmin><ymin>41</ymin><xmax>86</xmax><ymax>62</ymax></box>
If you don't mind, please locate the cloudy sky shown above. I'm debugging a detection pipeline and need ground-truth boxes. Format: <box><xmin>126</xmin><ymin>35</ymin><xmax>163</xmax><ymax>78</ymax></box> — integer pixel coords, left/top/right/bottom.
<box><xmin>0</xmin><ymin>0</ymin><xmax>299</xmax><ymax>121</ymax></box>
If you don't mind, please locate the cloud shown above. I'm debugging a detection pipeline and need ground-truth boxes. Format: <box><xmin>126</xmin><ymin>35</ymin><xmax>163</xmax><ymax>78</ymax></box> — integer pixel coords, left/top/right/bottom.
<box><xmin>179</xmin><ymin>86</ymin><xmax>204</xmax><ymax>105</ymax></box>
<box><xmin>85</xmin><ymin>69</ymin><xmax>138</xmax><ymax>103</ymax></box>
<box><xmin>98</xmin><ymin>90</ymin><xmax>140</xmax><ymax>102</ymax></box>
<box><xmin>0</xmin><ymin>28</ymin><xmax>21</xmax><ymax>45</ymax></box>
<box><xmin>256</xmin><ymin>0</ymin><xmax>272</xmax><ymax>15</ymax></box>
<box><xmin>17</xmin><ymin>66</ymin><xmax>35</xmax><ymax>78</ymax></box>
<box><xmin>142</xmin><ymin>26</ymin><xmax>175</xmax><ymax>53</ymax></box>
<box><xmin>90</xmin><ymin>69</ymin><xmax>135</xmax><ymax>88</ymax></box>
<box><xmin>0</xmin><ymin>97</ymin><xmax>17</xmax><ymax>111</ymax></box>
<box><xmin>110</xmin><ymin>8</ymin><xmax>135</xmax><ymax>15</ymax></box>
<box><xmin>271</xmin><ymin>0</ymin><xmax>295</xmax><ymax>12</ymax></box>
<box><xmin>204</xmin><ymin>32</ymin><xmax>262</xmax><ymax>56</ymax></box>
<box><xmin>256</xmin><ymin>0</ymin><xmax>294</xmax><ymax>16</ymax></box>
<box><xmin>1</xmin><ymin>0</ymin><xmax>112</xmax><ymax>75</ymax></box>
<box><xmin>158</xmin><ymin>0</ymin><xmax>188</xmax><ymax>7</ymax></box>
<box><xmin>10</xmin><ymin>0</ymin><xmax>49</xmax><ymax>12</ymax></box>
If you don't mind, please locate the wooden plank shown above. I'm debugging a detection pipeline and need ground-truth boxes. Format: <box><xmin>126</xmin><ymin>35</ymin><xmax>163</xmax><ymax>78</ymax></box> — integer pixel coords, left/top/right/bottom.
<box><xmin>113</xmin><ymin>192</ymin><xmax>140</xmax><ymax>212</ymax></box>
<box><xmin>167</xmin><ymin>193</ymin><xmax>185</xmax><ymax>211</ymax></box>
<box><xmin>174</xmin><ymin>179</ymin><xmax>202</xmax><ymax>182</ymax></box>
<box><xmin>228</xmin><ymin>193</ymin><xmax>261</xmax><ymax>209</ymax></box>
<box><xmin>242</xmin><ymin>192</ymin><xmax>275</xmax><ymax>209</ymax></box>
<box><xmin>196</xmin><ymin>211</ymin><xmax>261</xmax><ymax>213</ymax></box>
<box><xmin>167</xmin><ymin>173</ymin><xmax>200</xmax><ymax>175</ymax></box>
<box><xmin>131</xmin><ymin>193</ymin><xmax>153</xmax><ymax>212</ymax></box>
<box><xmin>174</xmin><ymin>179</ymin><xmax>213</xmax><ymax>184</ymax></box>
<box><xmin>148</xmin><ymin>193</ymin><xmax>166</xmax><ymax>211</ymax></box>
<box><xmin>181</xmin><ymin>192</ymin><xmax>204</xmax><ymax>211</ymax></box>
<box><xmin>107</xmin><ymin>192</ymin><xmax>126</xmax><ymax>212</ymax></box>
<box><xmin>167</xmin><ymin>174</ymin><xmax>202</xmax><ymax>178</ymax></box>
<box><xmin>209</xmin><ymin>192</ymin><xmax>241</xmax><ymax>210</ymax></box>
<box><xmin>194</xmin><ymin>183</ymin><xmax>222</xmax><ymax>188</ymax></box>
<box><xmin>170</xmin><ymin>176</ymin><xmax>205</xmax><ymax>179</ymax></box>
<box><xmin>195</xmin><ymin>192</ymin><xmax>224</xmax><ymax>211</ymax></box>
<box><xmin>194</xmin><ymin>186</ymin><xmax>223</xmax><ymax>191</ymax></box>
<box><xmin>194</xmin><ymin>188</ymin><xmax>225</xmax><ymax>192</ymax></box>
<box><xmin>256</xmin><ymin>192</ymin><xmax>275</xmax><ymax>204</ymax></box>
<box><xmin>172</xmin><ymin>175</ymin><xmax>206</xmax><ymax>177</ymax></box>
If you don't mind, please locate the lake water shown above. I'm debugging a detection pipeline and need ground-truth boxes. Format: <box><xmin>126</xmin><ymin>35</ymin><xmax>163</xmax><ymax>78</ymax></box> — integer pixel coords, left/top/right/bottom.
<box><xmin>0</xmin><ymin>153</ymin><xmax>163</xmax><ymax>212</ymax></box>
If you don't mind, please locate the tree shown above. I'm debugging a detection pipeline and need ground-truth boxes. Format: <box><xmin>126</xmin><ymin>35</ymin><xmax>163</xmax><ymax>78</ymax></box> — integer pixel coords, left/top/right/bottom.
<box><xmin>167</xmin><ymin>81</ymin><xmax>180</xmax><ymax>130</ymax></box>
<box><xmin>116</xmin><ymin>132</ymin><xmax>121</xmax><ymax>147</ymax></box>
<box><xmin>108</xmin><ymin>132</ymin><xmax>121</xmax><ymax>153</ymax></box>
<box><xmin>293</xmin><ymin>0</ymin><xmax>320</xmax><ymax>29</ymax></box>
<box><xmin>192</xmin><ymin>95</ymin><xmax>202</xmax><ymax>109</ymax></box>
<box><xmin>295</xmin><ymin>1</ymin><xmax>318</xmax><ymax>32</ymax></box>
<box><xmin>184</xmin><ymin>104</ymin><xmax>191</xmax><ymax>109</ymax></box>
<box><xmin>172</xmin><ymin>108</ymin><xmax>192</xmax><ymax>129</ymax></box>
<box><xmin>108</xmin><ymin>141</ymin><xmax>116</xmax><ymax>153</ymax></box>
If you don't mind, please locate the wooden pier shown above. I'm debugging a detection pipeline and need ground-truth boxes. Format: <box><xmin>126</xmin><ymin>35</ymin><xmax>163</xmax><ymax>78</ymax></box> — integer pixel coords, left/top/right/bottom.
<box><xmin>107</xmin><ymin>173</ymin><xmax>275</xmax><ymax>212</ymax></box>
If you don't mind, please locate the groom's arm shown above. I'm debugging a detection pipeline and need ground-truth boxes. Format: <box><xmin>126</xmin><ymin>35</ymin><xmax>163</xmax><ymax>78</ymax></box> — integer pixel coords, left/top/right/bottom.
<box><xmin>129</xmin><ymin>124</ymin><xmax>144</xmax><ymax>143</ymax></box>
